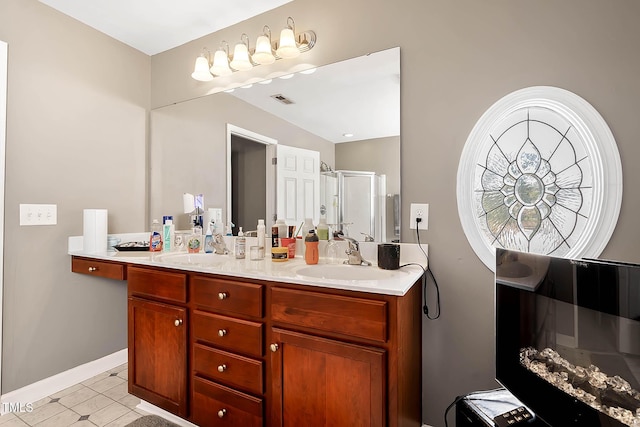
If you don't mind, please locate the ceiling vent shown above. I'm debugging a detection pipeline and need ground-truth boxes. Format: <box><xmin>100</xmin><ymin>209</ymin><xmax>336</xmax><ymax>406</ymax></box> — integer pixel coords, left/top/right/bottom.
<box><xmin>271</xmin><ymin>94</ymin><xmax>295</xmax><ymax>105</ymax></box>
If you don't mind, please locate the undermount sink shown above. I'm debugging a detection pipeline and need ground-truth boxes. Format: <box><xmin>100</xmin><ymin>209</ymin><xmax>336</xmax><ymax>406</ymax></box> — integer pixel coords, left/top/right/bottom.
<box><xmin>154</xmin><ymin>252</ymin><xmax>232</xmax><ymax>267</ymax></box>
<box><xmin>295</xmin><ymin>264</ymin><xmax>411</xmax><ymax>281</ymax></box>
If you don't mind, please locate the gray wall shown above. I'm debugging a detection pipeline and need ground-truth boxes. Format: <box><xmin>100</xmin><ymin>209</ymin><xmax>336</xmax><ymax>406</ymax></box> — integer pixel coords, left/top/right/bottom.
<box><xmin>0</xmin><ymin>0</ymin><xmax>149</xmax><ymax>392</ymax></box>
<box><xmin>335</xmin><ymin>136</ymin><xmax>401</xmax><ymax>195</ymax></box>
<box><xmin>151</xmin><ymin>1</ymin><xmax>640</xmax><ymax>425</ymax></box>
<box><xmin>2</xmin><ymin>1</ymin><xmax>640</xmax><ymax>427</ymax></box>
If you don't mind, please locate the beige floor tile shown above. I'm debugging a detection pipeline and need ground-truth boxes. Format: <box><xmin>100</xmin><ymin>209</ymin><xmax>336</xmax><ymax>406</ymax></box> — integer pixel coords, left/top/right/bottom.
<box><xmin>0</xmin><ymin>413</ymin><xmax>18</xmax><ymax>425</ymax></box>
<box><xmin>103</xmin><ymin>411</ymin><xmax>143</xmax><ymax>427</ymax></box>
<box><xmin>69</xmin><ymin>421</ymin><xmax>96</xmax><ymax>427</ymax></box>
<box><xmin>107</xmin><ymin>364</ymin><xmax>127</xmax><ymax>375</ymax></box>
<box><xmin>15</xmin><ymin>402</ymin><xmax>66</xmax><ymax>426</ymax></box>
<box><xmin>33</xmin><ymin>409</ymin><xmax>82</xmax><ymax>427</ymax></box>
<box><xmin>58</xmin><ymin>386</ymin><xmax>99</xmax><ymax>409</ymax></box>
<box><xmin>88</xmin><ymin>402</ymin><xmax>130</xmax><ymax>427</ymax></box>
<box><xmin>81</xmin><ymin>372</ymin><xmax>110</xmax><ymax>387</ymax></box>
<box><xmin>86</xmin><ymin>376</ymin><xmax>125</xmax><ymax>394</ymax></box>
<box><xmin>116</xmin><ymin>370</ymin><xmax>128</xmax><ymax>381</ymax></box>
<box><xmin>117</xmin><ymin>394</ymin><xmax>140</xmax><ymax>410</ymax></box>
<box><xmin>101</xmin><ymin>383</ymin><xmax>128</xmax><ymax>402</ymax></box>
<box><xmin>0</xmin><ymin>417</ymin><xmax>29</xmax><ymax>427</ymax></box>
<box><xmin>71</xmin><ymin>394</ymin><xmax>113</xmax><ymax>417</ymax></box>
<box><xmin>50</xmin><ymin>383</ymin><xmax>86</xmax><ymax>400</ymax></box>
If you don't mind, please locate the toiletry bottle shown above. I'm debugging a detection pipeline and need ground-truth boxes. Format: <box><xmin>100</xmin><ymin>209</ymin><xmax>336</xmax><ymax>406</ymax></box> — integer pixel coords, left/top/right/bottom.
<box><xmin>235</xmin><ymin>227</ymin><xmax>246</xmax><ymax>259</ymax></box>
<box><xmin>150</xmin><ymin>219</ymin><xmax>163</xmax><ymax>252</ymax></box>
<box><xmin>204</xmin><ymin>221</ymin><xmax>214</xmax><ymax>253</ymax></box>
<box><xmin>317</xmin><ymin>217</ymin><xmax>329</xmax><ymax>240</ymax></box>
<box><xmin>304</xmin><ymin>229</ymin><xmax>319</xmax><ymax>265</ymax></box>
<box><xmin>271</xmin><ymin>224</ymin><xmax>279</xmax><ymax>248</ymax></box>
<box><xmin>188</xmin><ymin>225</ymin><xmax>202</xmax><ymax>253</ymax></box>
<box><xmin>301</xmin><ymin>218</ymin><xmax>314</xmax><ymax>238</ymax></box>
<box><xmin>276</xmin><ymin>218</ymin><xmax>287</xmax><ymax>240</ymax></box>
<box><xmin>257</xmin><ymin>219</ymin><xmax>266</xmax><ymax>249</ymax></box>
<box><xmin>162</xmin><ymin>218</ymin><xmax>175</xmax><ymax>252</ymax></box>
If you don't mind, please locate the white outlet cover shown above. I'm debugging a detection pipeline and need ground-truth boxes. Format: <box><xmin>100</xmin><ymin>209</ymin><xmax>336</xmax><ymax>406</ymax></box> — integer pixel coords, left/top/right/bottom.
<box><xmin>410</xmin><ymin>203</ymin><xmax>429</xmax><ymax>230</ymax></box>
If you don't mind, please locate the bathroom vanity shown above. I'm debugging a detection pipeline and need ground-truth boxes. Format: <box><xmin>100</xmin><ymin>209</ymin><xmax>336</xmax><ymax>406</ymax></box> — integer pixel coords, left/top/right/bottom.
<box><xmin>70</xmin><ymin>247</ymin><xmax>424</xmax><ymax>427</ymax></box>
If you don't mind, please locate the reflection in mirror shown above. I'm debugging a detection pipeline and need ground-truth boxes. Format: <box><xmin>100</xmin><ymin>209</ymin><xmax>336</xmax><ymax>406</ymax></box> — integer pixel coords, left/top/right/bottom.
<box><xmin>149</xmin><ymin>47</ymin><xmax>400</xmax><ymax>242</ymax></box>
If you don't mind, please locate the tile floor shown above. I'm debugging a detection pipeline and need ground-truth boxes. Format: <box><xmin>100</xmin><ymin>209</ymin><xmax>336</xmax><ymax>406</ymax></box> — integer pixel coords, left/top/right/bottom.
<box><xmin>0</xmin><ymin>363</ymin><xmax>150</xmax><ymax>427</ymax></box>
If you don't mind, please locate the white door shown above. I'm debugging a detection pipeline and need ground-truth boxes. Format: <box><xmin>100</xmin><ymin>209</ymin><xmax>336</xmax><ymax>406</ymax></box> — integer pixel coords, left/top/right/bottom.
<box><xmin>276</xmin><ymin>145</ymin><xmax>320</xmax><ymax>227</ymax></box>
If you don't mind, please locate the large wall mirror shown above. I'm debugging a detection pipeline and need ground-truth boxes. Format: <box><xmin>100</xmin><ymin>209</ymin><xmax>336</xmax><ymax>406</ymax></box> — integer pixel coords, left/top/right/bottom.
<box><xmin>149</xmin><ymin>47</ymin><xmax>400</xmax><ymax>242</ymax></box>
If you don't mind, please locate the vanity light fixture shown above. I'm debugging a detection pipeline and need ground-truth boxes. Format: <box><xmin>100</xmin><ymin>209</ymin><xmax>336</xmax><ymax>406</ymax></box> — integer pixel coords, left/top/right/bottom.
<box><xmin>191</xmin><ymin>16</ymin><xmax>316</xmax><ymax>81</ymax></box>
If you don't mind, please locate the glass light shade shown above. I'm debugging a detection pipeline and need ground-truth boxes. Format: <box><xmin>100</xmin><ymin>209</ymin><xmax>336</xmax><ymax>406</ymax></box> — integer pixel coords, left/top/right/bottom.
<box><xmin>276</xmin><ymin>28</ymin><xmax>300</xmax><ymax>58</ymax></box>
<box><xmin>191</xmin><ymin>55</ymin><xmax>213</xmax><ymax>81</ymax></box>
<box><xmin>210</xmin><ymin>50</ymin><xmax>232</xmax><ymax>76</ymax></box>
<box><xmin>230</xmin><ymin>43</ymin><xmax>253</xmax><ymax>71</ymax></box>
<box><xmin>252</xmin><ymin>35</ymin><xmax>275</xmax><ymax>65</ymax></box>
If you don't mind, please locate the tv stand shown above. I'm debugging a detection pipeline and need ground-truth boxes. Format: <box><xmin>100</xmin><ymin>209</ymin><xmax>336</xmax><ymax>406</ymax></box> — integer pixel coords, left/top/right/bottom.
<box><xmin>456</xmin><ymin>388</ymin><xmax>550</xmax><ymax>427</ymax></box>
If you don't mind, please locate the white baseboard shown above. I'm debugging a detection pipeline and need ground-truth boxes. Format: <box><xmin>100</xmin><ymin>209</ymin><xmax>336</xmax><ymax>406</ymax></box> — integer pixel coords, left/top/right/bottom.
<box><xmin>0</xmin><ymin>348</ymin><xmax>127</xmax><ymax>413</ymax></box>
<box><xmin>137</xmin><ymin>401</ymin><xmax>197</xmax><ymax>427</ymax></box>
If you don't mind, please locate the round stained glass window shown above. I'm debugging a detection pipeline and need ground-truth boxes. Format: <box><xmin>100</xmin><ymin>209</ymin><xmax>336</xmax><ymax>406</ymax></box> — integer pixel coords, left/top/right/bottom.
<box><xmin>457</xmin><ymin>86</ymin><xmax>622</xmax><ymax>271</ymax></box>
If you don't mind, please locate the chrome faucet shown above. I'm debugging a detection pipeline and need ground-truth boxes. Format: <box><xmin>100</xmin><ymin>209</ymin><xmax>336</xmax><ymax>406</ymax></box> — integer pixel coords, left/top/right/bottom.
<box><xmin>212</xmin><ymin>233</ymin><xmax>229</xmax><ymax>255</ymax></box>
<box><xmin>343</xmin><ymin>237</ymin><xmax>372</xmax><ymax>266</ymax></box>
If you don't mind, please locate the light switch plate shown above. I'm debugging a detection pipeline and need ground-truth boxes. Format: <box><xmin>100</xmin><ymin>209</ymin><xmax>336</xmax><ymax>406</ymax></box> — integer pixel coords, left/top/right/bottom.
<box><xmin>19</xmin><ymin>204</ymin><xmax>57</xmax><ymax>226</ymax></box>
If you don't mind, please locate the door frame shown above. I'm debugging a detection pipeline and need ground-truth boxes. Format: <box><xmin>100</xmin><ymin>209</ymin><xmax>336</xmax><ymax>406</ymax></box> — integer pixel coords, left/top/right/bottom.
<box><xmin>225</xmin><ymin>124</ymin><xmax>277</xmax><ymax>229</ymax></box>
<box><xmin>0</xmin><ymin>40</ymin><xmax>8</xmax><ymax>395</ymax></box>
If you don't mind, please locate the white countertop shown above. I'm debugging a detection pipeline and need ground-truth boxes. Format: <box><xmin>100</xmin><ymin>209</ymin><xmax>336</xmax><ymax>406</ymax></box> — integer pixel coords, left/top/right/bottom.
<box><xmin>69</xmin><ymin>233</ymin><xmax>427</xmax><ymax>296</ymax></box>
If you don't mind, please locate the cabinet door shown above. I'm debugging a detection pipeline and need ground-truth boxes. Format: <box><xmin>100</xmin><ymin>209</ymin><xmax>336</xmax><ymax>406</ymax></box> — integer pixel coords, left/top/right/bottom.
<box><xmin>270</xmin><ymin>328</ymin><xmax>386</xmax><ymax>427</ymax></box>
<box><xmin>128</xmin><ymin>297</ymin><xmax>188</xmax><ymax>417</ymax></box>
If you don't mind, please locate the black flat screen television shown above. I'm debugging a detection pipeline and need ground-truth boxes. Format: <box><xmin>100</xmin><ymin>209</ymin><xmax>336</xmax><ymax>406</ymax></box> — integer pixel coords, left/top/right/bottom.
<box><xmin>495</xmin><ymin>249</ymin><xmax>640</xmax><ymax>426</ymax></box>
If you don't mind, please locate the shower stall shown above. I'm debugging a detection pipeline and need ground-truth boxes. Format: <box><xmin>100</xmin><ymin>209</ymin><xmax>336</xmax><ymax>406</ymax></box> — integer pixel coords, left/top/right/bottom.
<box><xmin>321</xmin><ymin>170</ymin><xmax>398</xmax><ymax>243</ymax></box>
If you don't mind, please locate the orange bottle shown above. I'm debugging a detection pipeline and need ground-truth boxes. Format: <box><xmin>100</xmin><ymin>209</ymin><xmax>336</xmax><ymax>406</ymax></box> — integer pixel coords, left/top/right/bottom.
<box><xmin>304</xmin><ymin>229</ymin><xmax>319</xmax><ymax>265</ymax></box>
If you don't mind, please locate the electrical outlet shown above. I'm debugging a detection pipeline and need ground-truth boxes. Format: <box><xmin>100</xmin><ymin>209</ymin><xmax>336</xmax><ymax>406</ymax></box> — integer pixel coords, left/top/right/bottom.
<box><xmin>409</xmin><ymin>203</ymin><xmax>428</xmax><ymax>230</ymax></box>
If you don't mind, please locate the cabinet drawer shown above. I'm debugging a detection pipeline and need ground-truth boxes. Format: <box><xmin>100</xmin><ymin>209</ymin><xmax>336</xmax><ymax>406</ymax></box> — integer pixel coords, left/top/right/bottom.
<box><xmin>192</xmin><ymin>376</ymin><xmax>262</xmax><ymax>427</ymax></box>
<box><xmin>193</xmin><ymin>343</ymin><xmax>263</xmax><ymax>395</ymax></box>
<box><xmin>72</xmin><ymin>257</ymin><xmax>125</xmax><ymax>280</ymax></box>
<box><xmin>128</xmin><ymin>267</ymin><xmax>187</xmax><ymax>304</ymax></box>
<box><xmin>192</xmin><ymin>276</ymin><xmax>263</xmax><ymax>318</ymax></box>
<box><xmin>192</xmin><ymin>311</ymin><xmax>263</xmax><ymax>358</ymax></box>
<box><xmin>271</xmin><ymin>287</ymin><xmax>388</xmax><ymax>343</ymax></box>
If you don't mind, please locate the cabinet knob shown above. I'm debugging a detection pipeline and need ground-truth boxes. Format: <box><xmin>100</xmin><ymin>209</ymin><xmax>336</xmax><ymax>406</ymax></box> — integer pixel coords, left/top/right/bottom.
<box><xmin>270</xmin><ymin>343</ymin><xmax>279</xmax><ymax>352</ymax></box>
<box><xmin>174</xmin><ymin>319</ymin><xmax>183</xmax><ymax>327</ymax></box>
<box><xmin>217</xmin><ymin>364</ymin><xmax>227</xmax><ymax>373</ymax></box>
<box><xmin>218</xmin><ymin>329</ymin><xmax>227</xmax><ymax>337</ymax></box>
<box><xmin>217</xmin><ymin>409</ymin><xmax>227</xmax><ymax>418</ymax></box>
<box><xmin>88</xmin><ymin>267</ymin><xmax>97</xmax><ymax>272</ymax></box>
<box><xmin>218</xmin><ymin>292</ymin><xmax>228</xmax><ymax>300</ymax></box>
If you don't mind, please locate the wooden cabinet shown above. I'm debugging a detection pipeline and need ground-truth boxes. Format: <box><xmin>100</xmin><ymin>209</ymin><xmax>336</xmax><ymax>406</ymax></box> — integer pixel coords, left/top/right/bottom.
<box><xmin>116</xmin><ymin>262</ymin><xmax>421</xmax><ymax>427</ymax></box>
<box><xmin>71</xmin><ymin>257</ymin><xmax>126</xmax><ymax>280</ymax></box>
<box><xmin>270</xmin><ymin>328</ymin><xmax>386</xmax><ymax>427</ymax></box>
<box><xmin>127</xmin><ymin>267</ymin><xmax>188</xmax><ymax>417</ymax></box>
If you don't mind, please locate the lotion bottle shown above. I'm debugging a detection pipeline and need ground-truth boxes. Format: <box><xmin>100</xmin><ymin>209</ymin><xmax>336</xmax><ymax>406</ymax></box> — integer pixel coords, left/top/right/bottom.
<box><xmin>235</xmin><ymin>227</ymin><xmax>246</xmax><ymax>259</ymax></box>
<box><xmin>162</xmin><ymin>218</ymin><xmax>175</xmax><ymax>252</ymax></box>
<box><xmin>204</xmin><ymin>221</ymin><xmax>214</xmax><ymax>253</ymax></box>
<box><xmin>257</xmin><ymin>219</ymin><xmax>266</xmax><ymax>249</ymax></box>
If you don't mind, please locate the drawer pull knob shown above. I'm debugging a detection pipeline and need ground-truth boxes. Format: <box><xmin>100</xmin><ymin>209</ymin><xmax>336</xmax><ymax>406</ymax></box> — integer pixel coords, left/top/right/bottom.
<box><xmin>174</xmin><ymin>319</ymin><xmax>183</xmax><ymax>327</ymax></box>
<box><xmin>217</xmin><ymin>364</ymin><xmax>227</xmax><ymax>373</ymax></box>
<box><xmin>218</xmin><ymin>329</ymin><xmax>227</xmax><ymax>337</ymax></box>
<box><xmin>88</xmin><ymin>267</ymin><xmax>97</xmax><ymax>272</ymax></box>
<box><xmin>270</xmin><ymin>343</ymin><xmax>279</xmax><ymax>352</ymax></box>
<box><xmin>218</xmin><ymin>292</ymin><xmax>228</xmax><ymax>300</ymax></box>
<box><xmin>217</xmin><ymin>409</ymin><xmax>227</xmax><ymax>418</ymax></box>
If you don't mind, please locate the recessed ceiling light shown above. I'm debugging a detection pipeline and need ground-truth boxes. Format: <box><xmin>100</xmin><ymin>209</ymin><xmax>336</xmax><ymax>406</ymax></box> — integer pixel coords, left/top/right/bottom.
<box><xmin>343</xmin><ymin>133</ymin><xmax>354</xmax><ymax>137</ymax></box>
<box><xmin>300</xmin><ymin>68</ymin><xmax>317</xmax><ymax>75</ymax></box>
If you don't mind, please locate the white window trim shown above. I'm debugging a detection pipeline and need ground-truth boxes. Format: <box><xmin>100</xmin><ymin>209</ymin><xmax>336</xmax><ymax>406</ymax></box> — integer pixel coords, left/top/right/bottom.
<box><xmin>457</xmin><ymin>86</ymin><xmax>622</xmax><ymax>271</ymax></box>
